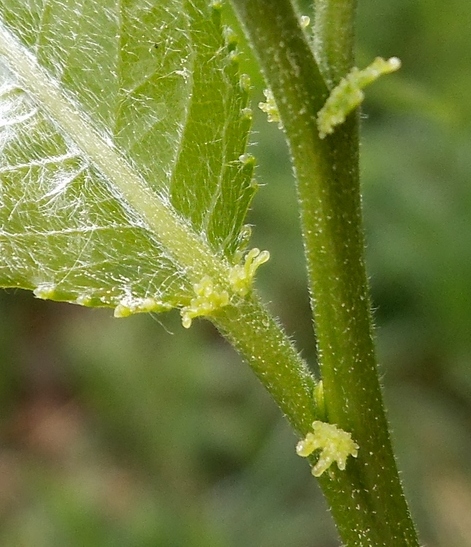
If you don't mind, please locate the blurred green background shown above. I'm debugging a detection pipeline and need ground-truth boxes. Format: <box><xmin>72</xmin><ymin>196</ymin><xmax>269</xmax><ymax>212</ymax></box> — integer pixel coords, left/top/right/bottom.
<box><xmin>1</xmin><ymin>1</ymin><xmax>471</xmax><ymax>545</ymax></box>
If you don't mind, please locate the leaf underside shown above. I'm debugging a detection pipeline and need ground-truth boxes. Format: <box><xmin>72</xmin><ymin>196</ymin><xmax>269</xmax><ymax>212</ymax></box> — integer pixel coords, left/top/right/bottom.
<box><xmin>0</xmin><ymin>0</ymin><xmax>255</xmax><ymax>313</ymax></box>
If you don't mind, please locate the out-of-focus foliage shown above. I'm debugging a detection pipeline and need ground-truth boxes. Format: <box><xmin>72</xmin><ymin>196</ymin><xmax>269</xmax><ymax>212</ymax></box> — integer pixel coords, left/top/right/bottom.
<box><xmin>0</xmin><ymin>1</ymin><xmax>470</xmax><ymax>545</ymax></box>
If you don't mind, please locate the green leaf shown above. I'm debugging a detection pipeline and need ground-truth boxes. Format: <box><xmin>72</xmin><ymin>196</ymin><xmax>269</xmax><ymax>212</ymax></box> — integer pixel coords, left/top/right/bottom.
<box><xmin>0</xmin><ymin>0</ymin><xmax>256</xmax><ymax>315</ymax></box>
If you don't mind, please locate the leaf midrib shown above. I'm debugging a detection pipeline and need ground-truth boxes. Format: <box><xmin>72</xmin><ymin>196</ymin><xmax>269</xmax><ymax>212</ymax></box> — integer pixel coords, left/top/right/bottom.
<box><xmin>0</xmin><ymin>18</ymin><xmax>229</xmax><ymax>286</ymax></box>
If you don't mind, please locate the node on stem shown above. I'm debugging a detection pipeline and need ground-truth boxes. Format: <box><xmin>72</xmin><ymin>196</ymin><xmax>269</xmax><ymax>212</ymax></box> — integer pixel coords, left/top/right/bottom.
<box><xmin>317</xmin><ymin>57</ymin><xmax>401</xmax><ymax>139</ymax></box>
<box><xmin>296</xmin><ymin>421</ymin><xmax>359</xmax><ymax>477</ymax></box>
<box><xmin>181</xmin><ymin>248</ymin><xmax>269</xmax><ymax>328</ymax></box>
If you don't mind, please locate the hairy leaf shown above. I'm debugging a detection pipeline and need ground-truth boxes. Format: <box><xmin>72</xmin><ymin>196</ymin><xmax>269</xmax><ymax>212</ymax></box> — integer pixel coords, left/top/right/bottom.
<box><xmin>0</xmin><ymin>0</ymin><xmax>255</xmax><ymax>315</ymax></box>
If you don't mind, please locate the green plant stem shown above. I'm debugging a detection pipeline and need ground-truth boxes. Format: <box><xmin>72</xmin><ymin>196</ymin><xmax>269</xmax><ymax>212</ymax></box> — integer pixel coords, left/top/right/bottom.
<box><xmin>214</xmin><ymin>294</ymin><xmax>317</xmax><ymax>435</ymax></box>
<box><xmin>313</xmin><ymin>0</ymin><xmax>357</xmax><ymax>87</ymax></box>
<box><xmin>230</xmin><ymin>0</ymin><xmax>420</xmax><ymax>544</ymax></box>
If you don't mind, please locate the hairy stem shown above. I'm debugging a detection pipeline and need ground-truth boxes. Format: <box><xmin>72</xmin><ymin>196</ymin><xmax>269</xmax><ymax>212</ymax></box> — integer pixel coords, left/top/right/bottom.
<box><xmin>214</xmin><ymin>294</ymin><xmax>318</xmax><ymax>435</ymax></box>
<box><xmin>230</xmin><ymin>0</ymin><xmax>420</xmax><ymax>544</ymax></box>
<box><xmin>313</xmin><ymin>0</ymin><xmax>357</xmax><ymax>87</ymax></box>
